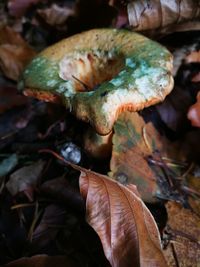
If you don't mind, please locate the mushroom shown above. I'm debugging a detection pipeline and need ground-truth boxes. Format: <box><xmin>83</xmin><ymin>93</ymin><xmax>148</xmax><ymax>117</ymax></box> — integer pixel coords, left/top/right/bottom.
<box><xmin>19</xmin><ymin>29</ymin><xmax>174</xmax><ymax>135</ymax></box>
<box><xmin>84</xmin><ymin>128</ymin><xmax>113</xmax><ymax>159</ymax></box>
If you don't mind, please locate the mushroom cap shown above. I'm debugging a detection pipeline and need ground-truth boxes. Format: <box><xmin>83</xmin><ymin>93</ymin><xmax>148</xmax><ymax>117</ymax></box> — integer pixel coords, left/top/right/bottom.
<box><xmin>19</xmin><ymin>28</ymin><xmax>174</xmax><ymax>135</ymax></box>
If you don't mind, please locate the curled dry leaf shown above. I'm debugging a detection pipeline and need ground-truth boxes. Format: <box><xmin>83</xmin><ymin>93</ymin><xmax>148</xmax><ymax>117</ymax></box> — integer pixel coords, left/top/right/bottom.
<box><xmin>79</xmin><ymin>167</ymin><xmax>167</xmax><ymax>267</ymax></box>
<box><xmin>0</xmin><ymin>26</ymin><xmax>36</xmax><ymax>81</ymax></box>
<box><xmin>127</xmin><ymin>0</ymin><xmax>200</xmax><ymax>35</ymax></box>
<box><xmin>163</xmin><ymin>201</ymin><xmax>200</xmax><ymax>267</ymax></box>
<box><xmin>187</xmin><ymin>92</ymin><xmax>200</xmax><ymax>128</ymax></box>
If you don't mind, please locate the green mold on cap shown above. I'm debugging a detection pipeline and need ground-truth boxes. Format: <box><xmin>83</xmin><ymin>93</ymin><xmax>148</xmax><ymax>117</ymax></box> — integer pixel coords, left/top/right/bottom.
<box><xmin>19</xmin><ymin>28</ymin><xmax>174</xmax><ymax>135</ymax></box>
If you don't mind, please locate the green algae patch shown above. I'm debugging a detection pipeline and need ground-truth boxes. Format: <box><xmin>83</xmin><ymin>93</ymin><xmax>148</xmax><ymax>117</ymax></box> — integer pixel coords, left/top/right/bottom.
<box><xmin>19</xmin><ymin>28</ymin><xmax>174</xmax><ymax>135</ymax></box>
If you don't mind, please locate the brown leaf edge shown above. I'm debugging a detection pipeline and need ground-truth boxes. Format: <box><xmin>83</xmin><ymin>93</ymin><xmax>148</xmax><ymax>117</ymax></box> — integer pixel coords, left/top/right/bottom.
<box><xmin>80</xmin><ymin>170</ymin><xmax>168</xmax><ymax>267</ymax></box>
<box><xmin>40</xmin><ymin>149</ymin><xmax>168</xmax><ymax>267</ymax></box>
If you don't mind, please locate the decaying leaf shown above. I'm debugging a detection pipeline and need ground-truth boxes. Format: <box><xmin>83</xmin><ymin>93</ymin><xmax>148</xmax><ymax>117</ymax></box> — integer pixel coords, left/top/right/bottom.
<box><xmin>4</xmin><ymin>254</ymin><xmax>78</xmax><ymax>267</ymax></box>
<box><xmin>110</xmin><ymin>111</ymin><xmax>170</xmax><ymax>202</ymax></box>
<box><xmin>187</xmin><ymin>92</ymin><xmax>200</xmax><ymax>128</ymax></box>
<box><xmin>79</xmin><ymin>167</ymin><xmax>168</xmax><ymax>267</ymax></box>
<box><xmin>191</xmin><ymin>72</ymin><xmax>200</xmax><ymax>83</ymax></box>
<box><xmin>37</xmin><ymin>4</ymin><xmax>74</xmax><ymax>27</ymax></box>
<box><xmin>0</xmin><ymin>86</ymin><xmax>28</xmax><ymax>114</ymax></box>
<box><xmin>32</xmin><ymin>204</ymin><xmax>66</xmax><ymax>250</ymax></box>
<box><xmin>184</xmin><ymin>166</ymin><xmax>200</xmax><ymax>215</ymax></box>
<box><xmin>156</xmin><ymin>86</ymin><xmax>192</xmax><ymax>132</ymax></box>
<box><xmin>185</xmin><ymin>49</ymin><xmax>200</xmax><ymax>83</ymax></box>
<box><xmin>8</xmin><ymin>0</ymin><xmax>42</xmax><ymax>18</ymax></box>
<box><xmin>163</xmin><ymin>201</ymin><xmax>200</xmax><ymax>267</ymax></box>
<box><xmin>41</xmin><ymin>176</ymin><xmax>84</xmax><ymax>212</ymax></box>
<box><xmin>6</xmin><ymin>160</ymin><xmax>45</xmax><ymax>200</ymax></box>
<box><xmin>185</xmin><ymin>50</ymin><xmax>200</xmax><ymax>64</ymax></box>
<box><xmin>0</xmin><ymin>154</ymin><xmax>18</xmax><ymax>178</ymax></box>
<box><xmin>172</xmin><ymin>41</ymin><xmax>200</xmax><ymax>76</ymax></box>
<box><xmin>0</xmin><ymin>26</ymin><xmax>36</xmax><ymax>80</ymax></box>
<box><xmin>127</xmin><ymin>0</ymin><xmax>200</xmax><ymax>35</ymax></box>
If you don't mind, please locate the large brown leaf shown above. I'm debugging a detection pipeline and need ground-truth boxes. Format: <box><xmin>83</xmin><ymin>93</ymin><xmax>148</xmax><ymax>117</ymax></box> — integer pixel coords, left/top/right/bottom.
<box><xmin>0</xmin><ymin>26</ymin><xmax>36</xmax><ymax>80</ymax></box>
<box><xmin>79</xmin><ymin>168</ymin><xmax>168</xmax><ymax>267</ymax></box>
<box><xmin>127</xmin><ymin>0</ymin><xmax>200</xmax><ymax>35</ymax></box>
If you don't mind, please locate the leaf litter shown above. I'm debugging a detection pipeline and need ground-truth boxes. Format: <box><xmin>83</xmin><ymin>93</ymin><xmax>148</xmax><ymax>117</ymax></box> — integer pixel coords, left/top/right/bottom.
<box><xmin>0</xmin><ymin>1</ymin><xmax>200</xmax><ymax>266</ymax></box>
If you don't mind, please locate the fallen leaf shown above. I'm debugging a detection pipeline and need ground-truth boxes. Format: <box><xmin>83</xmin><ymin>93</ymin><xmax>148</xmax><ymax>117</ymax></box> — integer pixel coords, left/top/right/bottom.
<box><xmin>109</xmin><ymin>0</ymin><xmax>129</xmax><ymax>28</ymax></box>
<box><xmin>184</xmin><ymin>166</ymin><xmax>200</xmax><ymax>215</ymax></box>
<box><xmin>172</xmin><ymin>41</ymin><xmax>200</xmax><ymax>76</ymax></box>
<box><xmin>184</xmin><ymin>50</ymin><xmax>200</xmax><ymax>83</ymax></box>
<box><xmin>185</xmin><ymin>50</ymin><xmax>200</xmax><ymax>64</ymax></box>
<box><xmin>4</xmin><ymin>254</ymin><xmax>78</xmax><ymax>267</ymax></box>
<box><xmin>0</xmin><ymin>26</ymin><xmax>25</xmax><ymax>46</ymax></box>
<box><xmin>37</xmin><ymin>4</ymin><xmax>74</xmax><ymax>27</ymax></box>
<box><xmin>127</xmin><ymin>0</ymin><xmax>200</xmax><ymax>35</ymax></box>
<box><xmin>0</xmin><ymin>192</ymin><xmax>27</xmax><ymax>264</ymax></box>
<box><xmin>79</xmin><ymin>168</ymin><xmax>168</xmax><ymax>267</ymax></box>
<box><xmin>163</xmin><ymin>201</ymin><xmax>200</xmax><ymax>267</ymax></box>
<box><xmin>8</xmin><ymin>0</ymin><xmax>42</xmax><ymax>18</ymax></box>
<box><xmin>191</xmin><ymin>72</ymin><xmax>200</xmax><ymax>83</ymax></box>
<box><xmin>35</xmin><ymin>150</ymin><xmax>167</xmax><ymax>267</ymax></box>
<box><xmin>179</xmin><ymin>130</ymin><xmax>200</xmax><ymax>163</ymax></box>
<box><xmin>0</xmin><ymin>103</ymin><xmax>36</xmax><ymax>150</ymax></box>
<box><xmin>0</xmin><ymin>86</ymin><xmax>28</xmax><ymax>114</ymax></box>
<box><xmin>6</xmin><ymin>160</ymin><xmax>45</xmax><ymax>200</ymax></box>
<box><xmin>110</xmin><ymin>111</ymin><xmax>169</xmax><ymax>202</ymax></box>
<box><xmin>31</xmin><ymin>204</ymin><xmax>66</xmax><ymax>250</ymax></box>
<box><xmin>156</xmin><ymin>86</ymin><xmax>192</xmax><ymax>132</ymax></box>
<box><xmin>187</xmin><ymin>91</ymin><xmax>200</xmax><ymax>127</ymax></box>
<box><xmin>41</xmin><ymin>176</ymin><xmax>84</xmax><ymax>212</ymax></box>
<box><xmin>0</xmin><ymin>26</ymin><xmax>36</xmax><ymax>80</ymax></box>
<box><xmin>0</xmin><ymin>154</ymin><xmax>18</xmax><ymax>178</ymax></box>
